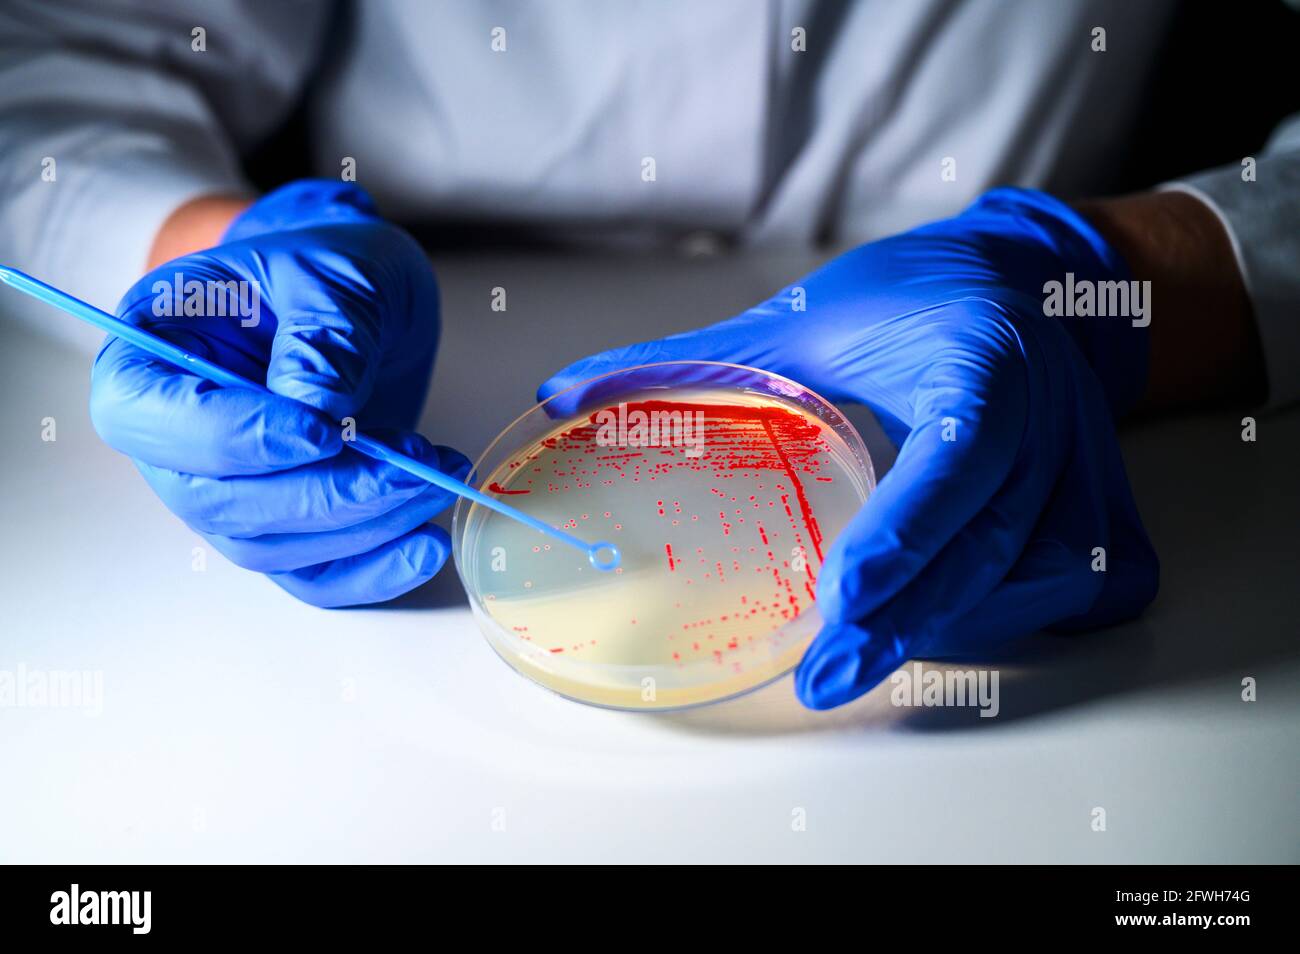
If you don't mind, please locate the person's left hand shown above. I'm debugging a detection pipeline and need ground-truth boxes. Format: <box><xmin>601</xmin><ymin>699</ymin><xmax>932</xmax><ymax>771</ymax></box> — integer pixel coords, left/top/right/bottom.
<box><xmin>538</xmin><ymin>188</ymin><xmax>1159</xmax><ymax>709</ymax></box>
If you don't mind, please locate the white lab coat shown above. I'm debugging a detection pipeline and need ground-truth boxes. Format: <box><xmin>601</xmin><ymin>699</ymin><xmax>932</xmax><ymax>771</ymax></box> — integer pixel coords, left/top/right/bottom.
<box><xmin>0</xmin><ymin>0</ymin><xmax>1296</xmax><ymax>403</ymax></box>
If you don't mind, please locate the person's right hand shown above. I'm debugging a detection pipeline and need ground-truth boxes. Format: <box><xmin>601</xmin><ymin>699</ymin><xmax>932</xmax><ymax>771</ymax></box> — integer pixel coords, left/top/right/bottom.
<box><xmin>90</xmin><ymin>180</ymin><xmax>468</xmax><ymax>607</ymax></box>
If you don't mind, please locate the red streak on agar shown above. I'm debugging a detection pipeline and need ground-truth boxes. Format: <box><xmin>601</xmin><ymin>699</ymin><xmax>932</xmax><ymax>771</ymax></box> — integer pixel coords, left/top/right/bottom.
<box><xmin>497</xmin><ymin>398</ymin><xmax>846</xmax><ymax>661</ymax></box>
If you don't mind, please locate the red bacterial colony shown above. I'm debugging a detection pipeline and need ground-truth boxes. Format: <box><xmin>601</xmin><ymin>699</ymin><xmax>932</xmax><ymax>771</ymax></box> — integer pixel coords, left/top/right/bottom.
<box><xmin>489</xmin><ymin>399</ymin><xmax>841</xmax><ymax>670</ymax></box>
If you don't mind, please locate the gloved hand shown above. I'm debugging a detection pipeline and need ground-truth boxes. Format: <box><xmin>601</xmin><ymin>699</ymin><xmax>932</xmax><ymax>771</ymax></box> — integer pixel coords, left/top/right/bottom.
<box><xmin>90</xmin><ymin>180</ymin><xmax>467</xmax><ymax>607</ymax></box>
<box><xmin>540</xmin><ymin>188</ymin><xmax>1159</xmax><ymax>709</ymax></box>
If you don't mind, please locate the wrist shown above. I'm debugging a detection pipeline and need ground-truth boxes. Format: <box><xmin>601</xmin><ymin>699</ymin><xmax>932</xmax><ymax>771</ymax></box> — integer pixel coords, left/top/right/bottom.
<box><xmin>1073</xmin><ymin>191</ymin><xmax>1263</xmax><ymax>410</ymax></box>
<box><xmin>147</xmin><ymin>194</ymin><xmax>254</xmax><ymax>271</ymax></box>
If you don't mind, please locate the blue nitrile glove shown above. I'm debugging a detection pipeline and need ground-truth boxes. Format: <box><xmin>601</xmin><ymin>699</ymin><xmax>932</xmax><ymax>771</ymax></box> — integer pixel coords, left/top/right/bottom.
<box><xmin>90</xmin><ymin>180</ymin><xmax>467</xmax><ymax>607</ymax></box>
<box><xmin>539</xmin><ymin>188</ymin><xmax>1159</xmax><ymax>709</ymax></box>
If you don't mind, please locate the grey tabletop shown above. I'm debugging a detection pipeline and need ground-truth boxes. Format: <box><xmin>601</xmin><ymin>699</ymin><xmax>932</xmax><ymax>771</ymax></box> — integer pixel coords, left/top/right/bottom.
<box><xmin>1</xmin><ymin>249</ymin><xmax>1296</xmax><ymax>863</ymax></box>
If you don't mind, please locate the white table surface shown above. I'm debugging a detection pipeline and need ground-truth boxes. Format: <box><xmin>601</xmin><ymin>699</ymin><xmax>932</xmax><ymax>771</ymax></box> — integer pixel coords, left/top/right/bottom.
<box><xmin>1</xmin><ymin>249</ymin><xmax>1296</xmax><ymax>863</ymax></box>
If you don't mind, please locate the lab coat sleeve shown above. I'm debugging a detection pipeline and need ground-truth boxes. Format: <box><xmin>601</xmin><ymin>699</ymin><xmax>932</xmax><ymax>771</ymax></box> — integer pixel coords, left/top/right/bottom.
<box><xmin>1162</xmin><ymin>114</ymin><xmax>1300</xmax><ymax>408</ymax></box>
<box><xmin>0</xmin><ymin>1</ymin><xmax>329</xmax><ymax>350</ymax></box>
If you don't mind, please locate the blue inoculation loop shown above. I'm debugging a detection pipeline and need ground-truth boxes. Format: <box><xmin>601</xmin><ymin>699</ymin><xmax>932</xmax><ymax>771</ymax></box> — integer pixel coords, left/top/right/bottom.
<box><xmin>0</xmin><ymin>265</ymin><xmax>622</xmax><ymax>572</ymax></box>
<box><xmin>588</xmin><ymin>542</ymin><xmax>621</xmax><ymax>571</ymax></box>
<box><xmin>349</xmin><ymin>434</ymin><xmax>620</xmax><ymax>571</ymax></box>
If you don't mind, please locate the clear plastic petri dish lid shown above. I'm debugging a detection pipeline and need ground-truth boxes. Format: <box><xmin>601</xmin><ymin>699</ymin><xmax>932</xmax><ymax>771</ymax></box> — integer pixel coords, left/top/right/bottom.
<box><xmin>452</xmin><ymin>361</ymin><xmax>875</xmax><ymax>711</ymax></box>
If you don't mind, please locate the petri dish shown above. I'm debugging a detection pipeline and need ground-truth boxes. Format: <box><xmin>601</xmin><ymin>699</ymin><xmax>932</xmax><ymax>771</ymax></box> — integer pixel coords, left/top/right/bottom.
<box><xmin>451</xmin><ymin>361</ymin><xmax>875</xmax><ymax>710</ymax></box>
